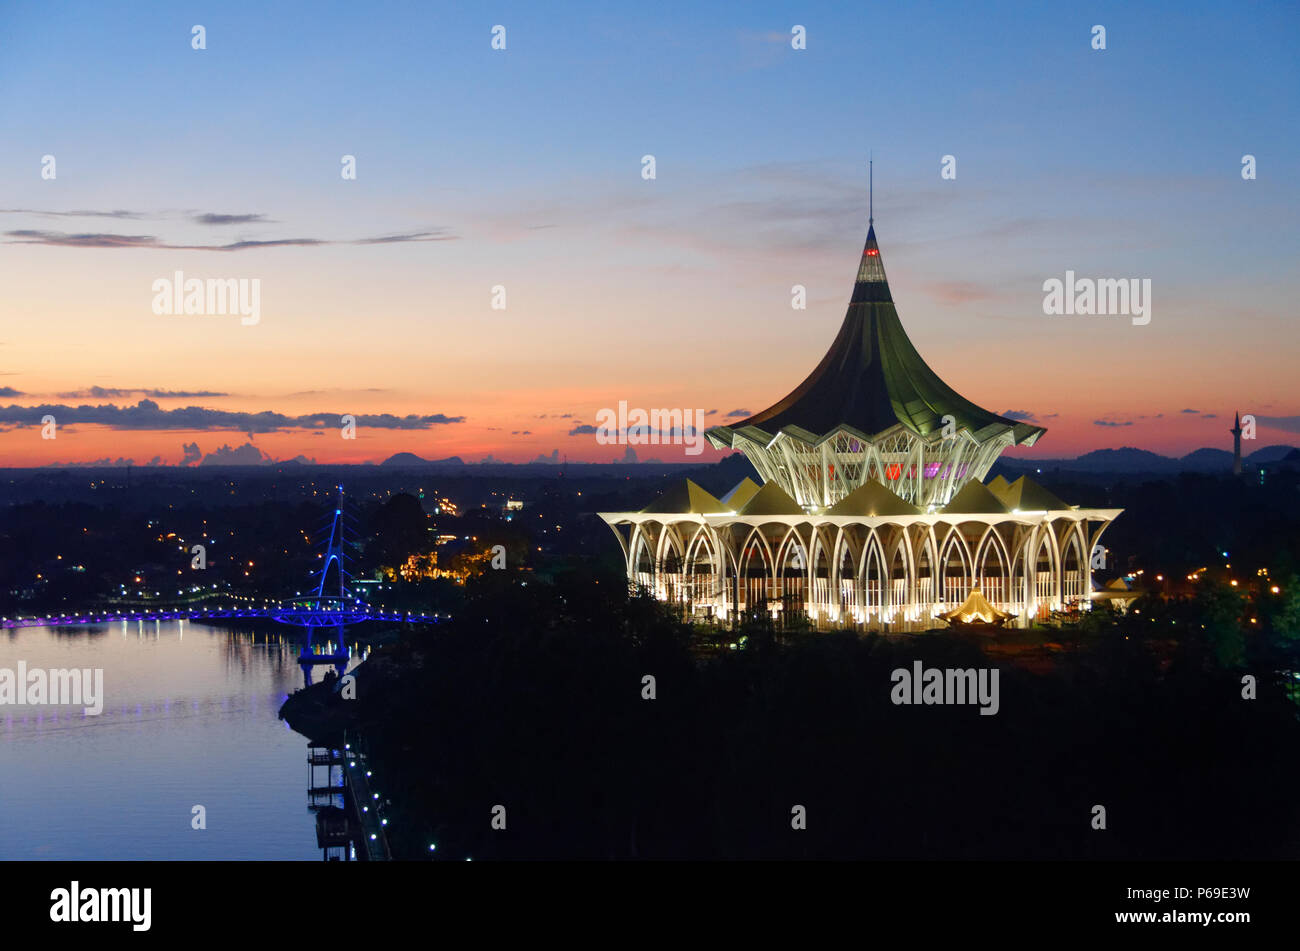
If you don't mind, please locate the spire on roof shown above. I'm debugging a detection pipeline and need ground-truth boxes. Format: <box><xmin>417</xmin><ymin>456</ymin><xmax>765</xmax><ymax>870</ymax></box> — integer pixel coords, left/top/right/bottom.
<box><xmin>852</xmin><ymin>222</ymin><xmax>891</xmax><ymax>302</ymax></box>
<box><xmin>853</xmin><ymin>156</ymin><xmax>891</xmax><ymax>301</ymax></box>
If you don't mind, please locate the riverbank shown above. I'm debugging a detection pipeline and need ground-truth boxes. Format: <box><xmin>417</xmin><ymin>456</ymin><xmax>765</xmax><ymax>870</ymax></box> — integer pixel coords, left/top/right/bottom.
<box><xmin>324</xmin><ymin>570</ymin><xmax>1300</xmax><ymax>861</ymax></box>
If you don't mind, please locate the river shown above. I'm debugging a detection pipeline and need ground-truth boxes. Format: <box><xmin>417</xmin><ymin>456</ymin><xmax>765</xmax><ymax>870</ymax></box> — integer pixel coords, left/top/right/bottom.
<box><xmin>0</xmin><ymin>619</ymin><xmax>361</xmax><ymax>860</ymax></box>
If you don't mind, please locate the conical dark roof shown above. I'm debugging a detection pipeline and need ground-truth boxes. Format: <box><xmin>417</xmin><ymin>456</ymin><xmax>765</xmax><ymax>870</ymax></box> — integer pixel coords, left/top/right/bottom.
<box><xmin>940</xmin><ymin>479</ymin><xmax>1010</xmax><ymax>515</ymax></box>
<box><xmin>993</xmin><ymin>475</ymin><xmax>1070</xmax><ymax>512</ymax></box>
<box><xmin>734</xmin><ymin>481</ymin><xmax>803</xmax><ymax>516</ymax></box>
<box><xmin>707</xmin><ymin>223</ymin><xmax>1044</xmax><ymax>448</ymax></box>
<box><xmin>638</xmin><ymin>479</ymin><xmax>727</xmax><ymax>515</ymax></box>
<box><xmin>825</xmin><ymin>479</ymin><xmax>922</xmax><ymax>517</ymax></box>
<box><xmin>720</xmin><ymin>477</ymin><xmax>761</xmax><ymax>510</ymax></box>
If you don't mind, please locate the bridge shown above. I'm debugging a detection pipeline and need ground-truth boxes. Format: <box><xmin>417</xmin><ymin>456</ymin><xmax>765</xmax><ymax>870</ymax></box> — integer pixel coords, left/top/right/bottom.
<box><xmin>0</xmin><ymin>606</ymin><xmax>437</xmax><ymax>630</ymax></box>
<box><xmin>1</xmin><ymin>487</ymin><xmax>440</xmax><ymax>652</ymax></box>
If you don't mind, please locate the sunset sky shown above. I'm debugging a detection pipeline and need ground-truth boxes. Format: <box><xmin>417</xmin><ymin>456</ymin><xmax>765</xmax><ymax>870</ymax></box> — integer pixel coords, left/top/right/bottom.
<box><xmin>1</xmin><ymin>0</ymin><xmax>1296</xmax><ymax>466</ymax></box>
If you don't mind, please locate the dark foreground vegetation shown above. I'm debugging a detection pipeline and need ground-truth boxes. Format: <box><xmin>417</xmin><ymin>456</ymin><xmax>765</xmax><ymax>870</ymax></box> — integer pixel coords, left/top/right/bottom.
<box><xmin>346</xmin><ymin>568</ymin><xmax>1300</xmax><ymax>861</ymax></box>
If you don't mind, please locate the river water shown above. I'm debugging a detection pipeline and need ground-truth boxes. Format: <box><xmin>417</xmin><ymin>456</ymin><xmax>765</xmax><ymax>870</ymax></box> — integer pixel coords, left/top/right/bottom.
<box><xmin>0</xmin><ymin>619</ymin><xmax>360</xmax><ymax>860</ymax></box>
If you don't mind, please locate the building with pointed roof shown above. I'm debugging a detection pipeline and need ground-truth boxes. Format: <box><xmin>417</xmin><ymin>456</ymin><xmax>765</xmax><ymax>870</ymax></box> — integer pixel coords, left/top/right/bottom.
<box><xmin>600</xmin><ymin>187</ymin><xmax>1123</xmax><ymax>631</ymax></box>
<box><xmin>1231</xmin><ymin>411</ymin><xmax>1243</xmax><ymax>477</ymax></box>
<box><xmin>704</xmin><ymin>221</ymin><xmax>1043</xmax><ymax>510</ymax></box>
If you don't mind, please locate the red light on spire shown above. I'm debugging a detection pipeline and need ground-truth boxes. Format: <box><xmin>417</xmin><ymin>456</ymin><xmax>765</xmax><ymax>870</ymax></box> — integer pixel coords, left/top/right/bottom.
<box><xmin>865</xmin><ymin>248</ymin><xmax>879</xmax><ymax>256</ymax></box>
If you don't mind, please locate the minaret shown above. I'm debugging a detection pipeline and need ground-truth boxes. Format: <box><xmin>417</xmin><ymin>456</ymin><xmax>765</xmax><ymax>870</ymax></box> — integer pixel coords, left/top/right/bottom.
<box><xmin>1230</xmin><ymin>411</ymin><xmax>1243</xmax><ymax>476</ymax></box>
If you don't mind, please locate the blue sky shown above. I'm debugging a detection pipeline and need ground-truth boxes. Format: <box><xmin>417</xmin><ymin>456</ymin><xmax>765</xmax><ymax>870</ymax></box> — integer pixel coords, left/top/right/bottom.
<box><xmin>0</xmin><ymin>0</ymin><xmax>1296</xmax><ymax>464</ymax></box>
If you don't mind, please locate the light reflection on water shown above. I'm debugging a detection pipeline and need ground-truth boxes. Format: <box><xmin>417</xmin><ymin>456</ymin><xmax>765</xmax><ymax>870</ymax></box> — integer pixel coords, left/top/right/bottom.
<box><xmin>0</xmin><ymin>619</ymin><xmax>362</xmax><ymax>860</ymax></box>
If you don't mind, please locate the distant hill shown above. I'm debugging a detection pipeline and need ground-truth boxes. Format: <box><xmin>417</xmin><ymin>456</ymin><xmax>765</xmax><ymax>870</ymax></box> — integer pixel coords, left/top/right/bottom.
<box><xmin>380</xmin><ymin>453</ymin><xmax>465</xmax><ymax>467</ymax></box>
<box><xmin>1004</xmin><ymin>447</ymin><xmax>1182</xmax><ymax>474</ymax></box>
<box><xmin>998</xmin><ymin>443</ymin><xmax>1299</xmax><ymax>476</ymax></box>
<box><xmin>1073</xmin><ymin>447</ymin><xmax>1175</xmax><ymax>472</ymax></box>
<box><xmin>1178</xmin><ymin>448</ymin><xmax>1233</xmax><ymax>472</ymax></box>
<box><xmin>1246</xmin><ymin>444</ymin><xmax>1300</xmax><ymax>463</ymax></box>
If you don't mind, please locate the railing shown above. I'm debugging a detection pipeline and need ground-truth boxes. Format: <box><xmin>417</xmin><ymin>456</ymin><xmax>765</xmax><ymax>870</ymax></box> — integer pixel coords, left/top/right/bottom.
<box><xmin>341</xmin><ymin>731</ymin><xmax>392</xmax><ymax>862</ymax></box>
<box><xmin>0</xmin><ymin>606</ymin><xmax>439</xmax><ymax>629</ymax></box>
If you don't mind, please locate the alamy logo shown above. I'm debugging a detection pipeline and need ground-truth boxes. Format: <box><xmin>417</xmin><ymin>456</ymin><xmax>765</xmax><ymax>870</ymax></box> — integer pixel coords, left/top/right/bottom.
<box><xmin>1042</xmin><ymin>270</ymin><xmax>1150</xmax><ymax>326</ymax></box>
<box><xmin>152</xmin><ymin>271</ymin><xmax>261</xmax><ymax>325</ymax></box>
<box><xmin>0</xmin><ymin>662</ymin><xmax>103</xmax><ymax>715</ymax></box>
<box><xmin>890</xmin><ymin>661</ymin><xmax>999</xmax><ymax>716</ymax></box>
<box><xmin>50</xmin><ymin>882</ymin><xmax>151</xmax><ymax>931</ymax></box>
<box><xmin>594</xmin><ymin>401</ymin><xmax>706</xmax><ymax>456</ymax></box>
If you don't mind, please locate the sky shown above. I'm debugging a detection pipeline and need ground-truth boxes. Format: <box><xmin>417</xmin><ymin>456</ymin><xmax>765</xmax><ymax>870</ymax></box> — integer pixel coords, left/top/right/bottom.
<box><xmin>0</xmin><ymin>0</ymin><xmax>1296</xmax><ymax>467</ymax></box>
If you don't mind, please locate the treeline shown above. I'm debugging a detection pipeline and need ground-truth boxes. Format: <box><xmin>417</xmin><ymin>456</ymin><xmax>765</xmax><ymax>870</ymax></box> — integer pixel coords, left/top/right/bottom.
<box><xmin>355</xmin><ymin>569</ymin><xmax>1300</xmax><ymax>860</ymax></box>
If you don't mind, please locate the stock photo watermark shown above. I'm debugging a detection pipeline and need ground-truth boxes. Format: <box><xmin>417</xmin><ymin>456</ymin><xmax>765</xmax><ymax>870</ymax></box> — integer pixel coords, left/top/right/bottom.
<box><xmin>1042</xmin><ymin>270</ymin><xmax>1151</xmax><ymax>326</ymax></box>
<box><xmin>594</xmin><ymin>401</ymin><xmax>707</xmax><ymax>456</ymax></box>
<box><xmin>891</xmin><ymin>661</ymin><xmax>1000</xmax><ymax>716</ymax></box>
<box><xmin>152</xmin><ymin>271</ymin><xmax>261</xmax><ymax>326</ymax></box>
<box><xmin>50</xmin><ymin>882</ymin><xmax>151</xmax><ymax>931</ymax></box>
<box><xmin>0</xmin><ymin>662</ymin><xmax>103</xmax><ymax>715</ymax></box>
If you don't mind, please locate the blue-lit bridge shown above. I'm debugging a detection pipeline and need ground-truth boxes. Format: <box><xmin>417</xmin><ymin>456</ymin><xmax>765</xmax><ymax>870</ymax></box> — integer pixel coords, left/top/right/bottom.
<box><xmin>2</xmin><ymin>487</ymin><xmax>439</xmax><ymax>657</ymax></box>
<box><xmin>0</xmin><ymin>605</ymin><xmax>438</xmax><ymax>630</ymax></box>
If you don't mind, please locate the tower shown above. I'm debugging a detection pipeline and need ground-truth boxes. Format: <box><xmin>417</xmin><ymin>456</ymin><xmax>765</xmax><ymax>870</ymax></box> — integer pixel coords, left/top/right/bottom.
<box><xmin>1231</xmin><ymin>411</ymin><xmax>1243</xmax><ymax>476</ymax></box>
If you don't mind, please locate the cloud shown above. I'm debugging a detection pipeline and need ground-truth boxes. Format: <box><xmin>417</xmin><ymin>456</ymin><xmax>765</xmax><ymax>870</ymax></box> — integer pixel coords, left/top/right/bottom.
<box><xmin>45</xmin><ymin>456</ymin><xmax>135</xmax><ymax>468</ymax></box>
<box><xmin>204</xmin><ymin>237</ymin><xmax>328</xmax><ymax>251</ymax></box>
<box><xmin>200</xmin><ymin>443</ymin><xmax>270</xmax><ymax>466</ymax></box>
<box><xmin>725</xmin><ymin>408</ymin><xmax>750</xmax><ymax>419</ymax></box>
<box><xmin>1180</xmin><ymin>408</ymin><xmax>1199</xmax><ymax>414</ymax></box>
<box><xmin>1201</xmin><ymin>413</ymin><xmax>1218</xmax><ymax>419</ymax></box>
<box><xmin>568</xmin><ymin>424</ymin><xmax>598</xmax><ymax>435</ymax></box>
<box><xmin>353</xmin><ymin>231</ymin><xmax>458</xmax><ymax>244</ymax></box>
<box><xmin>1093</xmin><ymin>419</ymin><xmax>1135</xmax><ymax>427</ymax></box>
<box><xmin>5</xmin><ymin>228</ymin><xmax>457</xmax><ymax>251</ymax></box>
<box><xmin>0</xmin><ymin>399</ymin><xmax>465</xmax><ymax>433</ymax></box>
<box><xmin>302</xmin><ymin>412</ymin><xmax>464</xmax><ymax>429</ymax></box>
<box><xmin>1254</xmin><ymin>415</ymin><xmax>1300</xmax><ymax>434</ymax></box>
<box><xmin>620</xmin><ymin>447</ymin><xmax>638</xmax><ymax>463</ymax></box>
<box><xmin>578</xmin><ymin>425</ymin><xmax>702</xmax><ymax>440</ymax></box>
<box><xmin>192</xmin><ymin>213</ymin><xmax>271</xmax><ymax>225</ymax></box>
<box><xmin>180</xmin><ymin>442</ymin><xmax>201</xmax><ymax>466</ymax></box>
<box><xmin>531</xmin><ymin>449</ymin><xmax>561</xmax><ymax>464</ymax></box>
<box><xmin>1001</xmin><ymin>409</ymin><xmax>1037</xmax><ymax>421</ymax></box>
<box><xmin>56</xmin><ymin>386</ymin><xmax>228</xmax><ymax>399</ymax></box>
<box><xmin>0</xmin><ymin>386</ymin><xmax>24</xmax><ymax>397</ymax></box>
<box><xmin>0</xmin><ymin>208</ymin><xmax>144</xmax><ymax>219</ymax></box>
<box><xmin>6</xmin><ymin>230</ymin><xmax>162</xmax><ymax>249</ymax></box>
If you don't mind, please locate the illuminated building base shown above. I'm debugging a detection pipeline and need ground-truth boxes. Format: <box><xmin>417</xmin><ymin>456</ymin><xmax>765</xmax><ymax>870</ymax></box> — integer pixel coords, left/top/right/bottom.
<box><xmin>600</xmin><ymin>477</ymin><xmax>1122</xmax><ymax>632</ymax></box>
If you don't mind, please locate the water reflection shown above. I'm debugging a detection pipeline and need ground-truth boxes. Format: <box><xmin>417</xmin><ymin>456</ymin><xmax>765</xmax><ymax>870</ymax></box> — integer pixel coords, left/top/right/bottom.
<box><xmin>0</xmin><ymin>620</ymin><xmax>364</xmax><ymax>860</ymax></box>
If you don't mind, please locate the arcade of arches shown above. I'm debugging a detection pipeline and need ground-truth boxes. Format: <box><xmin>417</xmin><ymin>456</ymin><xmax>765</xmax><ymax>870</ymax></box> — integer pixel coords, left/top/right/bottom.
<box><xmin>604</xmin><ymin>510</ymin><xmax>1117</xmax><ymax>631</ymax></box>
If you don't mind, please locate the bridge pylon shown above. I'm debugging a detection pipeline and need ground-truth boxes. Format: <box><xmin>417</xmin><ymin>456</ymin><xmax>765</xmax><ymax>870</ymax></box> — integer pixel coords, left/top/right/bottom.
<box><xmin>298</xmin><ymin>484</ymin><xmax>362</xmax><ymax>670</ymax></box>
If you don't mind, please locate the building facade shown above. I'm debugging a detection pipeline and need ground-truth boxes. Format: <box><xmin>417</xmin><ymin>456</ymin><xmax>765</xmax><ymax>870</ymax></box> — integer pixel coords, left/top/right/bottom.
<box><xmin>601</xmin><ymin>204</ymin><xmax>1122</xmax><ymax>631</ymax></box>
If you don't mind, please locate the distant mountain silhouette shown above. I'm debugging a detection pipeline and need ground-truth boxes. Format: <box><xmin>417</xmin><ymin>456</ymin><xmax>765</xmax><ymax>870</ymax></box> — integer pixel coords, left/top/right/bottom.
<box><xmin>380</xmin><ymin>453</ymin><xmax>465</xmax><ymax>467</ymax></box>
<box><xmin>1178</xmin><ymin>448</ymin><xmax>1234</xmax><ymax>471</ymax></box>
<box><xmin>1246</xmin><ymin>444</ymin><xmax>1300</xmax><ymax>463</ymax></box>
<box><xmin>999</xmin><ymin>444</ymin><xmax>1299</xmax><ymax>475</ymax></box>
